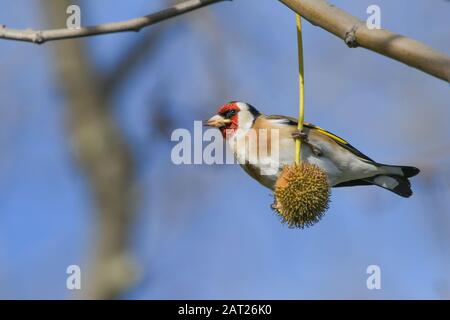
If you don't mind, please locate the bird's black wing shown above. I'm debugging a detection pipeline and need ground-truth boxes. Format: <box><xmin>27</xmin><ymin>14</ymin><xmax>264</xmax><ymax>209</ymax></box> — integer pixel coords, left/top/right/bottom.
<box><xmin>334</xmin><ymin>180</ymin><xmax>373</xmax><ymax>187</ymax></box>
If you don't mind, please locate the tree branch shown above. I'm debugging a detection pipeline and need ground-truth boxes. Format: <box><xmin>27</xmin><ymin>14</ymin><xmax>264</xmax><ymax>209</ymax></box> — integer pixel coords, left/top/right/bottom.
<box><xmin>0</xmin><ymin>0</ymin><xmax>229</xmax><ymax>44</ymax></box>
<box><xmin>2</xmin><ymin>0</ymin><xmax>447</xmax><ymax>81</ymax></box>
<box><xmin>279</xmin><ymin>0</ymin><xmax>450</xmax><ymax>82</ymax></box>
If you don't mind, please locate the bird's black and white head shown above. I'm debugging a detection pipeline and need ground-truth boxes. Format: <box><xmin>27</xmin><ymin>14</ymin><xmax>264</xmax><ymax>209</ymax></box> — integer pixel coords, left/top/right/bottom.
<box><xmin>205</xmin><ymin>101</ymin><xmax>261</xmax><ymax>139</ymax></box>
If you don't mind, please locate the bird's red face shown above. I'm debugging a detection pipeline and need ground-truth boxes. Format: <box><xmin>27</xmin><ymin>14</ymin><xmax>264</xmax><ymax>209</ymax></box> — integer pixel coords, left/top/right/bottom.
<box><xmin>205</xmin><ymin>102</ymin><xmax>240</xmax><ymax>138</ymax></box>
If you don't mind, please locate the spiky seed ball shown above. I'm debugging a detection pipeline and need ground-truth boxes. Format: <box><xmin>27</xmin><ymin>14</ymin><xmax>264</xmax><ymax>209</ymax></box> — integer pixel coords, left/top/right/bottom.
<box><xmin>272</xmin><ymin>163</ymin><xmax>331</xmax><ymax>228</ymax></box>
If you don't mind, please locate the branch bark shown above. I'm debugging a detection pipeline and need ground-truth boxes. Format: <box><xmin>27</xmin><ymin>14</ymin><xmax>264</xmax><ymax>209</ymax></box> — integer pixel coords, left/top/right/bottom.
<box><xmin>0</xmin><ymin>0</ymin><xmax>229</xmax><ymax>44</ymax></box>
<box><xmin>279</xmin><ymin>0</ymin><xmax>450</xmax><ymax>82</ymax></box>
<box><xmin>1</xmin><ymin>0</ymin><xmax>448</xmax><ymax>81</ymax></box>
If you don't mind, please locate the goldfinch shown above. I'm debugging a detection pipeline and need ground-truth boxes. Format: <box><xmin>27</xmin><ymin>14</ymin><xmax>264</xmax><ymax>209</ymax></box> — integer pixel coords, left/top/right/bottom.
<box><xmin>205</xmin><ymin>101</ymin><xmax>420</xmax><ymax>197</ymax></box>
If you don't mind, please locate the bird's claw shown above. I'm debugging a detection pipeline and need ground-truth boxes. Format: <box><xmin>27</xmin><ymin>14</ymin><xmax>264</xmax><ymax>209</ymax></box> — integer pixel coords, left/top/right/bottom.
<box><xmin>291</xmin><ymin>129</ymin><xmax>308</xmax><ymax>141</ymax></box>
<box><xmin>291</xmin><ymin>129</ymin><xmax>323</xmax><ymax>157</ymax></box>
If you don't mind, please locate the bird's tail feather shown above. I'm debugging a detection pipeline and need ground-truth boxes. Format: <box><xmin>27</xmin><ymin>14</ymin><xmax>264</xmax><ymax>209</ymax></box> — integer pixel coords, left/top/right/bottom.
<box><xmin>364</xmin><ymin>175</ymin><xmax>413</xmax><ymax>198</ymax></box>
<box><xmin>400</xmin><ymin>165</ymin><xmax>420</xmax><ymax>178</ymax></box>
<box><xmin>365</xmin><ymin>164</ymin><xmax>420</xmax><ymax>198</ymax></box>
<box><xmin>378</xmin><ymin>164</ymin><xmax>420</xmax><ymax>178</ymax></box>
<box><xmin>333</xmin><ymin>164</ymin><xmax>419</xmax><ymax>197</ymax></box>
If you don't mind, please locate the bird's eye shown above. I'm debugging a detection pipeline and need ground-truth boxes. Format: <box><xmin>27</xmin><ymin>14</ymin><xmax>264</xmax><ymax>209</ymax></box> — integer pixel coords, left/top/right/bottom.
<box><xmin>227</xmin><ymin>110</ymin><xmax>237</xmax><ymax>117</ymax></box>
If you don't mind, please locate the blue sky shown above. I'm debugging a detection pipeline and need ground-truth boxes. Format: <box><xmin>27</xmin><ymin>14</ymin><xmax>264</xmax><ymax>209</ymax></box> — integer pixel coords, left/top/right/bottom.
<box><xmin>0</xmin><ymin>0</ymin><xmax>449</xmax><ymax>299</ymax></box>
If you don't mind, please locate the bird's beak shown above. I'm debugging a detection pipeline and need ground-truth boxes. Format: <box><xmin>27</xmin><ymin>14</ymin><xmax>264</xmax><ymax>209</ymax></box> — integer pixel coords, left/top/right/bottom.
<box><xmin>204</xmin><ymin>115</ymin><xmax>231</xmax><ymax>128</ymax></box>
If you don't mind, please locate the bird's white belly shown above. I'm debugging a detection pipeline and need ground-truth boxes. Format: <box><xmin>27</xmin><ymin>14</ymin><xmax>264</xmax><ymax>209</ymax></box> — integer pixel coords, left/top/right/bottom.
<box><xmin>228</xmin><ymin>132</ymin><xmax>378</xmax><ymax>189</ymax></box>
<box><xmin>278</xmin><ymin>137</ymin><xmax>343</xmax><ymax>185</ymax></box>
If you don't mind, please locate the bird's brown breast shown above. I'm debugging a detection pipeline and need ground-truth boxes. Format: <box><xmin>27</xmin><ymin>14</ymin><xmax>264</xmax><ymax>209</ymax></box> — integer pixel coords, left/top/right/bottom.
<box><xmin>241</xmin><ymin>161</ymin><xmax>277</xmax><ymax>190</ymax></box>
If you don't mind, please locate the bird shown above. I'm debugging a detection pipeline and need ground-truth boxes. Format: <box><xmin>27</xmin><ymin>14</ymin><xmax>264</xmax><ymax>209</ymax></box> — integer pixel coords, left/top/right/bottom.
<box><xmin>205</xmin><ymin>101</ymin><xmax>420</xmax><ymax>197</ymax></box>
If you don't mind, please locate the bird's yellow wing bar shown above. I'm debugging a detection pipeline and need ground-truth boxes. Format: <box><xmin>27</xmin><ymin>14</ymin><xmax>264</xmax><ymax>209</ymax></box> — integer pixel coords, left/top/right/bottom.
<box><xmin>304</xmin><ymin>122</ymin><xmax>374</xmax><ymax>162</ymax></box>
<box><xmin>304</xmin><ymin>123</ymin><xmax>348</xmax><ymax>145</ymax></box>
